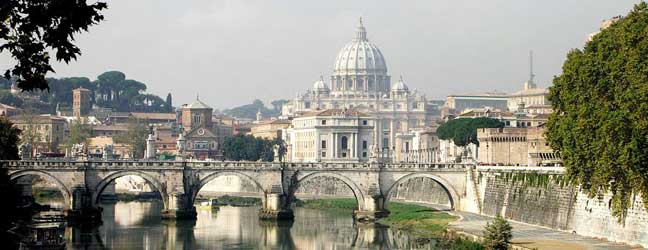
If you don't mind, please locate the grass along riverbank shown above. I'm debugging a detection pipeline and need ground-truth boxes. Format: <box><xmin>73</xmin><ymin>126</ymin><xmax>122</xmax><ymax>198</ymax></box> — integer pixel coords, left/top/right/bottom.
<box><xmin>300</xmin><ymin>198</ymin><xmax>483</xmax><ymax>249</ymax></box>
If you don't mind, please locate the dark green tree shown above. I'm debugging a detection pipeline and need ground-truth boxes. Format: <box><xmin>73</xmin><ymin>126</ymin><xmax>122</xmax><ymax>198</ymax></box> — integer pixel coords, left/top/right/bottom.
<box><xmin>224</xmin><ymin>99</ymin><xmax>277</xmax><ymax>120</ymax></box>
<box><xmin>437</xmin><ymin>117</ymin><xmax>504</xmax><ymax>147</ymax></box>
<box><xmin>115</xmin><ymin>118</ymin><xmax>149</xmax><ymax>159</ymax></box>
<box><xmin>0</xmin><ymin>91</ymin><xmax>23</xmax><ymax>108</ymax></box>
<box><xmin>221</xmin><ymin>134</ymin><xmax>281</xmax><ymax>162</ymax></box>
<box><xmin>545</xmin><ymin>3</ymin><xmax>648</xmax><ymax>221</ymax></box>
<box><xmin>64</xmin><ymin>120</ymin><xmax>91</xmax><ymax>150</ymax></box>
<box><xmin>1</xmin><ymin>0</ymin><xmax>107</xmax><ymax>91</ymax></box>
<box><xmin>0</xmin><ymin>116</ymin><xmax>21</xmax><ymax>160</ymax></box>
<box><xmin>165</xmin><ymin>93</ymin><xmax>173</xmax><ymax>111</ymax></box>
<box><xmin>482</xmin><ymin>215</ymin><xmax>513</xmax><ymax>250</ymax></box>
<box><xmin>270</xmin><ymin>99</ymin><xmax>288</xmax><ymax>112</ymax></box>
<box><xmin>0</xmin><ymin>117</ymin><xmax>21</xmax><ymax>248</ymax></box>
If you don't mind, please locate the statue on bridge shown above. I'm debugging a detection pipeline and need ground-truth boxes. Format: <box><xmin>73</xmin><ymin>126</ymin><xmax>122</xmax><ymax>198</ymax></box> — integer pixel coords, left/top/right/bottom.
<box><xmin>19</xmin><ymin>143</ymin><xmax>32</xmax><ymax>160</ymax></box>
<box><xmin>102</xmin><ymin>144</ymin><xmax>114</xmax><ymax>160</ymax></box>
<box><xmin>70</xmin><ymin>143</ymin><xmax>88</xmax><ymax>159</ymax></box>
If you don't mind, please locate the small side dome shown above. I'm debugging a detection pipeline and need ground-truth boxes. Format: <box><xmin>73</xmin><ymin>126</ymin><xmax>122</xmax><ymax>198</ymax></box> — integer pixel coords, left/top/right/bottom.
<box><xmin>391</xmin><ymin>76</ymin><xmax>409</xmax><ymax>92</ymax></box>
<box><xmin>313</xmin><ymin>76</ymin><xmax>330</xmax><ymax>94</ymax></box>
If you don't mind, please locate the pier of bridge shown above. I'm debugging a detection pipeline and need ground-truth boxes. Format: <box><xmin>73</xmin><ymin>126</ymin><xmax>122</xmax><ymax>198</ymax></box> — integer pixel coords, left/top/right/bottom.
<box><xmin>1</xmin><ymin>160</ymin><xmax>475</xmax><ymax>223</ymax></box>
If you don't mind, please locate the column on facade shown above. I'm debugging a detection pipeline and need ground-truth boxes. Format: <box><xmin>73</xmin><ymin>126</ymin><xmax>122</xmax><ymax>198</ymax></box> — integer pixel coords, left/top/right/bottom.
<box><xmin>389</xmin><ymin>119</ymin><xmax>395</xmax><ymax>152</ymax></box>
<box><xmin>354</xmin><ymin>133</ymin><xmax>359</xmax><ymax>159</ymax></box>
<box><xmin>314</xmin><ymin>130</ymin><xmax>320</xmax><ymax>161</ymax></box>
<box><xmin>332</xmin><ymin>133</ymin><xmax>337</xmax><ymax>159</ymax></box>
<box><xmin>330</xmin><ymin>133</ymin><xmax>334</xmax><ymax>159</ymax></box>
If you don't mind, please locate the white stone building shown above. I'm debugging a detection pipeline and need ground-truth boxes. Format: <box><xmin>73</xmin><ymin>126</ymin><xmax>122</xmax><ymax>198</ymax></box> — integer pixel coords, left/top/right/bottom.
<box><xmin>283</xmin><ymin>109</ymin><xmax>374</xmax><ymax>163</ymax></box>
<box><xmin>281</xmin><ymin>19</ymin><xmax>439</xmax><ymax>151</ymax></box>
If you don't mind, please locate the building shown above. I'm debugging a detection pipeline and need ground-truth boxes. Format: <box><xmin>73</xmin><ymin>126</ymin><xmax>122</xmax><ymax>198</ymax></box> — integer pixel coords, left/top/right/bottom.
<box><xmin>129</xmin><ymin>112</ymin><xmax>176</xmax><ymax>125</ymax></box>
<box><xmin>281</xmin><ymin>19</ymin><xmax>439</xmax><ymax>151</ymax></box>
<box><xmin>12</xmin><ymin>114</ymin><xmax>67</xmax><ymax>154</ymax></box>
<box><xmin>72</xmin><ymin>87</ymin><xmax>92</xmax><ymax>117</ymax></box>
<box><xmin>88</xmin><ymin>136</ymin><xmax>131</xmax><ymax>159</ymax></box>
<box><xmin>177</xmin><ymin>98</ymin><xmax>231</xmax><ymax>160</ymax></box>
<box><xmin>283</xmin><ymin>109</ymin><xmax>374</xmax><ymax>163</ymax></box>
<box><xmin>249</xmin><ymin>119</ymin><xmax>291</xmax><ymax>140</ymax></box>
<box><xmin>477</xmin><ymin>126</ymin><xmax>560</xmax><ymax>166</ymax></box>
<box><xmin>394</xmin><ymin>128</ymin><xmax>440</xmax><ymax>163</ymax></box>
<box><xmin>443</xmin><ymin>92</ymin><xmax>509</xmax><ymax>117</ymax></box>
<box><xmin>91</xmin><ymin>125</ymin><xmax>129</xmax><ymax>137</ymax></box>
<box><xmin>0</xmin><ymin>103</ymin><xmax>20</xmax><ymax>117</ymax></box>
<box><xmin>506</xmin><ymin>52</ymin><xmax>552</xmax><ymax>114</ymax></box>
<box><xmin>456</xmin><ymin>108</ymin><xmax>548</xmax><ymax>128</ymax></box>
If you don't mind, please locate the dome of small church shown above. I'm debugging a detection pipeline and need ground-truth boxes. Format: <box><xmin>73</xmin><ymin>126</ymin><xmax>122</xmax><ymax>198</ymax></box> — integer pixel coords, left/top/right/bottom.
<box><xmin>391</xmin><ymin>77</ymin><xmax>409</xmax><ymax>92</ymax></box>
<box><xmin>312</xmin><ymin>77</ymin><xmax>330</xmax><ymax>94</ymax></box>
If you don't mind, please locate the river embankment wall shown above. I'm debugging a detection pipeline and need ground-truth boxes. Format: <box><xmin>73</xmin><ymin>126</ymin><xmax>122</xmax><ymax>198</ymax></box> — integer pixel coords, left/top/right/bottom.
<box><xmin>473</xmin><ymin>167</ymin><xmax>647</xmax><ymax>247</ymax></box>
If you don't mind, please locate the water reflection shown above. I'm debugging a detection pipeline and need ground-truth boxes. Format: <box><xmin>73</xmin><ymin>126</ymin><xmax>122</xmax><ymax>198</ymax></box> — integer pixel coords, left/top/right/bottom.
<box><xmin>59</xmin><ymin>201</ymin><xmax>446</xmax><ymax>249</ymax></box>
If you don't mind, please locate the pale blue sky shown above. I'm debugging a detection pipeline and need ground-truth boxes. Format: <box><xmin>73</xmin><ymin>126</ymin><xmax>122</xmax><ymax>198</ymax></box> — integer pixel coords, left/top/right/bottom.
<box><xmin>0</xmin><ymin>0</ymin><xmax>640</xmax><ymax>109</ymax></box>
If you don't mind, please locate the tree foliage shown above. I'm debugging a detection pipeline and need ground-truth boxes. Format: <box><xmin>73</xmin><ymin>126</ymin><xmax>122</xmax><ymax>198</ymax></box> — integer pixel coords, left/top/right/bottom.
<box><xmin>0</xmin><ymin>116</ymin><xmax>20</xmax><ymax>160</ymax></box>
<box><xmin>224</xmin><ymin>99</ymin><xmax>281</xmax><ymax>120</ymax></box>
<box><xmin>437</xmin><ymin>117</ymin><xmax>504</xmax><ymax>147</ymax></box>
<box><xmin>114</xmin><ymin>118</ymin><xmax>149</xmax><ymax>159</ymax></box>
<box><xmin>0</xmin><ymin>0</ymin><xmax>107</xmax><ymax>91</ymax></box>
<box><xmin>0</xmin><ymin>71</ymin><xmax>172</xmax><ymax>113</ymax></box>
<box><xmin>482</xmin><ymin>215</ymin><xmax>512</xmax><ymax>250</ymax></box>
<box><xmin>64</xmin><ymin>120</ymin><xmax>91</xmax><ymax>150</ymax></box>
<box><xmin>221</xmin><ymin>134</ymin><xmax>284</xmax><ymax>162</ymax></box>
<box><xmin>545</xmin><ymin>3</ymin><xmax>648</xmax><ymax>221</ymax></box>
<box><xmin>0</xmin><ymin>117</ymin><xmax>21</xmax><ymax>248</ymax></box>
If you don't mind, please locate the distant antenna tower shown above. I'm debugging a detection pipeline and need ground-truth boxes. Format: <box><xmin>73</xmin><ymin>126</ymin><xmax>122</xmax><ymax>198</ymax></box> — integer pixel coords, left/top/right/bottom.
<box><xmin>529</xmin><ymin>50</ymin><xmax>535</xmax><ymax>85</ymax></box>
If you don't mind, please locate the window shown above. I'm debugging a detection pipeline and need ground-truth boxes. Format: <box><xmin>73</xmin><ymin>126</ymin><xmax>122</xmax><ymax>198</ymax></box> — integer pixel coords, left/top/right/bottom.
<box><xmin>362</xmin><ymin>140</ymin><xmax>367</xmax><ymax>149</ymax></box>
<box><xmin>321</xmin><ymin>140</ymin><xmax>327</xmax><ymax>149</ymax></box>
<box><xmin>321</xmin><ymin>120</ymin><xmax>326</xmax><ymax>125</ymax></box>
<box><xmin>321</xmin><ymin>151</ymin><xmax>326</xmax><ymax>157</ymax></box>
<box><xmin>362</xmin><ymin>152</ymin><xmax>367</xmax><ymax>158</ymax></box>
<box><xmin>305</xmin><ymin>102</ymin><xmax>311</xmax><ymax>109</ymax></box>
<box><xmin>362</xmin><ymin>120</ymin><xmax>368</xmax><ymax>125</ymax></box>
<box><xmin>383</xmin><ymin>138</ymin><xmax>389</xmax><ymax>149</ymax></box>
<box><xmin>413</xmin><ymin>102</ymin><xmax>418</xmax><ymax>109</ymax></box>
<box><xmin>341</xmin><ymin>136</ymin><xmax>348</xmax><ymax>149</ymax></box>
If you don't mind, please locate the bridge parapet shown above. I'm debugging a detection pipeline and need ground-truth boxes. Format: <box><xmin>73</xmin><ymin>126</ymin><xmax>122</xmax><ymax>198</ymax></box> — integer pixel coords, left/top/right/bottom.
<box><xmin>382</xmin><ymin>163</ymin><xmax>471</xmax><ymax>171</ymax></box>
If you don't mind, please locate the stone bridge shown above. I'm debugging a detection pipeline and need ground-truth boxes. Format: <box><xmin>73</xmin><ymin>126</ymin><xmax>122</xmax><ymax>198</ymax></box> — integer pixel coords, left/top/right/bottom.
<box><xmin>1</xmin><ymin>160</ymin><xmax>480</xmax><ymax>222</ymax></box>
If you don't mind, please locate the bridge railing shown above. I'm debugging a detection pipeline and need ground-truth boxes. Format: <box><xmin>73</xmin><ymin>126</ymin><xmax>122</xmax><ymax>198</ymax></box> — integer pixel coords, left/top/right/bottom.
<box><xmin>0</xmin><ymin>159</ymin><xmax>474</xmax><ymax>171</ymax></box>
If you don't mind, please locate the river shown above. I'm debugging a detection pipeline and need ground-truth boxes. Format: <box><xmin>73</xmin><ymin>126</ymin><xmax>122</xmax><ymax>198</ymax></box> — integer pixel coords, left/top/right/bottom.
<box><xmin>42</xmin><ymin>200</ymin><xmax>456</xmax><ymax>249</ymax></box>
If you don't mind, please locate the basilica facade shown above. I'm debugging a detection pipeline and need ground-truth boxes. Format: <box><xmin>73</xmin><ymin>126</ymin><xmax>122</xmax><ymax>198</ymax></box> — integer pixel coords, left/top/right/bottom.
<box><xmin>281</xmin><ymin>19</ymin><xmax>440</xmax><ymax>151</ymax></box>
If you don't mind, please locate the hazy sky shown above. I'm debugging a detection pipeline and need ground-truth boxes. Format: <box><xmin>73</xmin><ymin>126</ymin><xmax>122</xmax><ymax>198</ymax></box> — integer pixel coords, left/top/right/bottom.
<box><xmin>1</xmin><ymin>1</ymin><xmax>639</xmax><ymax>109</ymax></box>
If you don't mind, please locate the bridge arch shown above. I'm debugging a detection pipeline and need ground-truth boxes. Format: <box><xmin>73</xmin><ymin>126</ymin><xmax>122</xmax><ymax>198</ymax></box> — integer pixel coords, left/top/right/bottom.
<box><xmin>92</xmin><ymin>170</ymin><xmax>169</xmax><ymax>210</ymax></box>
<box><xmin>292</xmin><ymin>172</ymin><xmax>366</xmax><ymax>210</ymax></box>
<box><xmin>384</xmin><ymin>173</ymin><xmax>459</xmax><ymax>210</ymax></box>
<box><xmin>193</xmin><ymin>171</ymin><xmax>267</xmax><ymax>204</ymax></box>
<box><xmin>9</xmin><ymin>170</ymin><xmax>73</xmax><ymax>210</ymax></box>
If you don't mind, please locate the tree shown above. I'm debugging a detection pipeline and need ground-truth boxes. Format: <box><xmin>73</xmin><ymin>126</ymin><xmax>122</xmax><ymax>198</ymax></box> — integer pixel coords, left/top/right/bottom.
<box><xmin>64</xmin><ymin>120</ymin><xmax>91</xmax><ymax>150</ymax></box>
<box><xmin>482</xmin><ymin>215</ymin><xmax>512</xmax><ymax>250</ymax></box>
<box><xmin>437</xmin><ymin>117</ymin><xmax>504</xmax><ymax>147</ymax></box>
<box><xmin>165</xmin><ymin>93</ymin><xmax>173</xmax><ymax>111</ymax></box>
<box><xmin>0</xmin><ymin>117</ymin><xmax>21</xmax><ymax>248</ymax></box>
<box><xmin>1</xmin><ymin>0</ymin><xmax>107</xmax><ymax>91</ymax></box>
<box><xmin>18</xmin><ymin>107</ymin><xmax>39</xmax><ymax>148</ymax></box>
<box><xmin>224</xmin><ymin>99</ymin><xmax>278</xmax><ymax>120</ymax></box>
<box><xmin>0</xmin><ymin>116</ymin><xmax>21</xmax><ymax>160</ymax></box>
<box><xmin>220</xmin><ymin>134</ymin><xmax>281</xmax><ymax>162</ymax></box>
<box><xmin>545</xmin><ymin>3</ymin><xmax>648</xmax><ymax>221</ymax></box>
<box><xmin>270</xmin><ymin>99</ymin><xmax>288</xmax><ymax>112</ymax></box>
<box><xmin>115</xmin><ymin>118</ymin><xmax>149</xmax><ymax>159</ymax></box>
<box><xmin>0</xmin><ymin>90</ymin><xmax>23</xmax><ymax>108</ymax></box>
